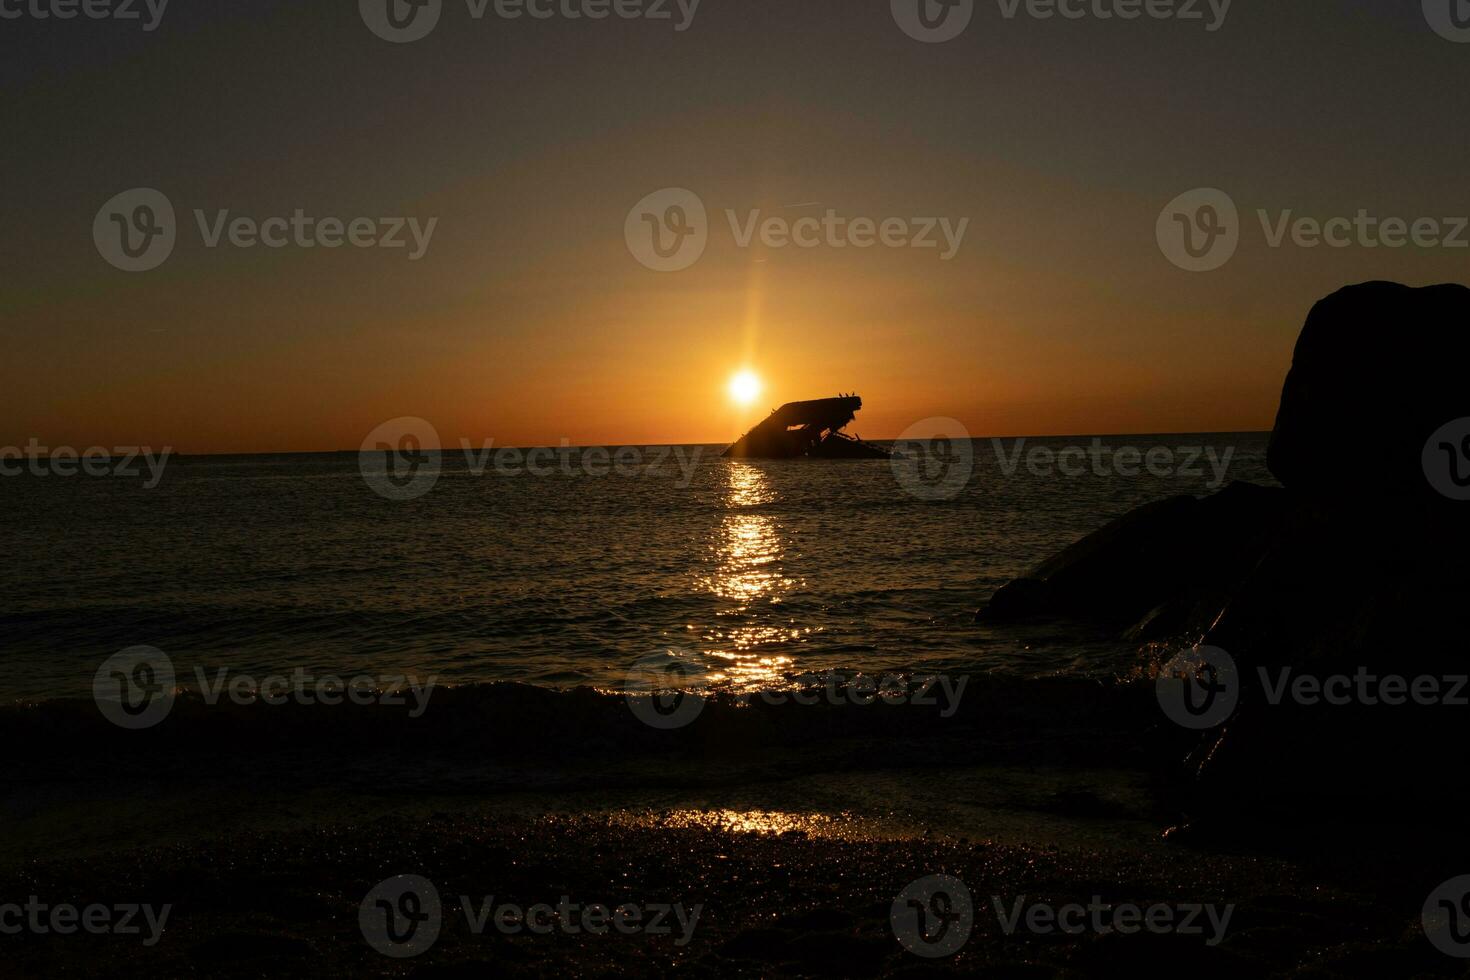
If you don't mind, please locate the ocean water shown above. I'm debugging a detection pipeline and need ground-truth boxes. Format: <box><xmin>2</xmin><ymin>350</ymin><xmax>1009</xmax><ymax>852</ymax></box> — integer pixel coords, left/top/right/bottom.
<box><xmin>0</xmin><ymin>434</ymin><xmax>1271</xmax><ymax>702</ymax></box>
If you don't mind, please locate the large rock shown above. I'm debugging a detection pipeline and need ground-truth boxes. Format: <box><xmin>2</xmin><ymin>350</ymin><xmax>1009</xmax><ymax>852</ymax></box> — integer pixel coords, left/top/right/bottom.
<box><xmin>978</xmin><ymin>482</ymin><xmax>1287</xmax><ymax>637</ymax></box>
<box><xmin>981</xmin><ymin>282</ymin><xmax>1470</xmax><ymax>825</ymax></box>
<box><xmin>1185</xmin><ymin>500</ymin><xmax>1470</xmax><ymax>821</ymax></box>
<box><xmin>1266</xmin><ymin>280</ymin><xmax>1470</xmax><ymax>499</ymax></box>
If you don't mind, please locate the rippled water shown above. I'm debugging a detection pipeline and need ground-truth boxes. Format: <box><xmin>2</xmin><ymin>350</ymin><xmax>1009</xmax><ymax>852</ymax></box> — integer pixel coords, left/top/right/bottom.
<box><xmin>0</xmin><ymin>434</ymin><xmax>1271</xmax><ymax>700</ymax></box>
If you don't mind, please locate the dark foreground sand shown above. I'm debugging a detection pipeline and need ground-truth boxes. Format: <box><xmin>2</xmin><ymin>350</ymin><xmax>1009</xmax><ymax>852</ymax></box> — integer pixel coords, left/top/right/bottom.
<box><xmin>2</xmin><ymin>685</ymin><xmax>1465</xmax><ymax>976</ymax></box>
<box><xmin>2</xmin><ymin>786</ymin><xmax>1461</xmax><ymax>976</ymax></box>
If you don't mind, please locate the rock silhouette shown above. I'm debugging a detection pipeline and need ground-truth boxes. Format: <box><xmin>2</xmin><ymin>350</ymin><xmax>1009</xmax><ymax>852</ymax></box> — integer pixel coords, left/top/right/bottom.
<box><xmin>1267</xmin><ymin>280</ymin><xmax>1470</xmax><ymax>500</ymax></box>
<box><xmin>979</xmin><ymin>483</ymin><xmax>1285</xmax><ymax>640</ymax></box>
<box><xmin>980</xmin><ymin>281</ymin><xmax>1470</xmax><ymax>824</ymax></box>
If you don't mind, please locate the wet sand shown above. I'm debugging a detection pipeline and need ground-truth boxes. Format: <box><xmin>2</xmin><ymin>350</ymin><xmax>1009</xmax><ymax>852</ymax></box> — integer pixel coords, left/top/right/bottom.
<box><xmin>1</xmin><ymin>684</ymin><xmax>1462</xmax><ymax>976</ymax></box>
<box><xmin>0</xmin><ymin>798</ymin><xmax>1451</xmax><ymax>977</ymax></box>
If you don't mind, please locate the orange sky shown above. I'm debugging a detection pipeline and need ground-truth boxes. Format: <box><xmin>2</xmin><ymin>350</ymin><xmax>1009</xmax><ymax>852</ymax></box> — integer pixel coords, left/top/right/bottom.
<box><xmin>7</xmin><ymin>3</ymin><xmax>1465</xmax><ymax>453</ymax></box>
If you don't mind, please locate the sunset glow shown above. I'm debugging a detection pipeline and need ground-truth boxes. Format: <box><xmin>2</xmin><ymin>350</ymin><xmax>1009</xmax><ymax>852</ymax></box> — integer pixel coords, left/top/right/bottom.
<box><xmin>728</xmin><ymin>370</ymin><xmax>763</xmax><ymax>407</ymax></box>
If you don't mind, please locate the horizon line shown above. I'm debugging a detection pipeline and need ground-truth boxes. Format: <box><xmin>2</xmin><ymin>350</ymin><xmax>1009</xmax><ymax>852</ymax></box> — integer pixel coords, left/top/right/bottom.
<box><xmin>60</xmin><ymin>429</ymin><xmax>1274</xmax><ymax>458</ymax></box>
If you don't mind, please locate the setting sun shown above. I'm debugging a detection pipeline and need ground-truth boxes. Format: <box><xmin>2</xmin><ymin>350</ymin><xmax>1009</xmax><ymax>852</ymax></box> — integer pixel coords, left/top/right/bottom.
<box><xmin>728</xmin><ymin>370</ymin><xmax>763</xmax><ymax>406</ymax></box>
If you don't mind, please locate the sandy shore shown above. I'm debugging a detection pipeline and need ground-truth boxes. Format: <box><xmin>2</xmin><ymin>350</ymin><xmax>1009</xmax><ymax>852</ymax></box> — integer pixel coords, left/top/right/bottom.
<box><xmin>1</xmin><ymin>685</ymin><xmax>1464</xmax><ymax>975</ymax></box>
<box><xmin>1</xmin><ymin>776</ymin><xmax>1460</xmax><ymax>976</ymax></box>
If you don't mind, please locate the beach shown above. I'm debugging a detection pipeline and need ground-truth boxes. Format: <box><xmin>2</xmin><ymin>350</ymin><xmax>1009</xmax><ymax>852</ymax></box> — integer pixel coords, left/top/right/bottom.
<box><xmin>4</xmin><ymin>677</ymin><xmax>1465</xmax><ymax>975</ymax></box>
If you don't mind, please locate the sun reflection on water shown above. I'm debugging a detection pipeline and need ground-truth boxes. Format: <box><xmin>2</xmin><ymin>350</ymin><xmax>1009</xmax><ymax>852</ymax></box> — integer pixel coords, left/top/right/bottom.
<box><xmin>688</xmin><ymin>463</ymin><xmax>810</xmax><ymax>691</ymax></box>
<box><xmin>708</xmin><ymin>463</ymin><xmax>784</xmax><ymax>601</ymax></box>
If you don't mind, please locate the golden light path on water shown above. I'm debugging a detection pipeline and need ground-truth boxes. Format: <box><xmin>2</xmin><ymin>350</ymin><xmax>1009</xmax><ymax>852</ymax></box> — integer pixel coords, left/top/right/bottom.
<box><xmin>689</xmin><ymin>462</ymin><xmax>811</xmax><ymax>693</ymax></box>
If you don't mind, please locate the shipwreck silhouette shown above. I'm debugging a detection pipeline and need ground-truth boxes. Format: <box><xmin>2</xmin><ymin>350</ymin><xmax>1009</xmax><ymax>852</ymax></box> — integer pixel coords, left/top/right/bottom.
<box><xmin>723</xmin><ymin>394</ymin><xmax>893</xmax><ymax>459</ymax></box>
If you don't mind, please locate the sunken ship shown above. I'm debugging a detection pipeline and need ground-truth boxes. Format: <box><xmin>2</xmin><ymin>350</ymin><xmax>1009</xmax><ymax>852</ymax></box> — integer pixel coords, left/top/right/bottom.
<box><xmin>722</xmin><ymin>394</ymin><xmax>893</xmax><ymax>459</ymax></box>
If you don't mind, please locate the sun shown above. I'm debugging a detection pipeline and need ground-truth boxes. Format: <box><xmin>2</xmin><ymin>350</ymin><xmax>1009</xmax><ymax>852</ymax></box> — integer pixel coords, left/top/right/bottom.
<box><xmin>729</xmin><ymin>371</ymin><xmax>762</xmax><ymax>401</ymax></box>
<box><xmin>728</xmin><ymin>370</ymin><xmax>763</xmax><ymax>406</ymax></box>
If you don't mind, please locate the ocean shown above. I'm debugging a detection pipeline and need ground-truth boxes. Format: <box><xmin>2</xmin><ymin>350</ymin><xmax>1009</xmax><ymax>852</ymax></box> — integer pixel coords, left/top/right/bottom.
<box><xmin>0</xmin><ymin>433</ymin><xmax>1271</xmax><ymax>703</ymax></box>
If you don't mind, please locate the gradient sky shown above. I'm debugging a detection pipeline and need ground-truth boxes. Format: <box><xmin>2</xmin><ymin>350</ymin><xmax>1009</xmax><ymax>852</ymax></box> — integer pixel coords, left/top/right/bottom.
<box><xmin>6</xmin><ymin>0</ymin><xmax>1469</xmax><ymax>452</ymax></box>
